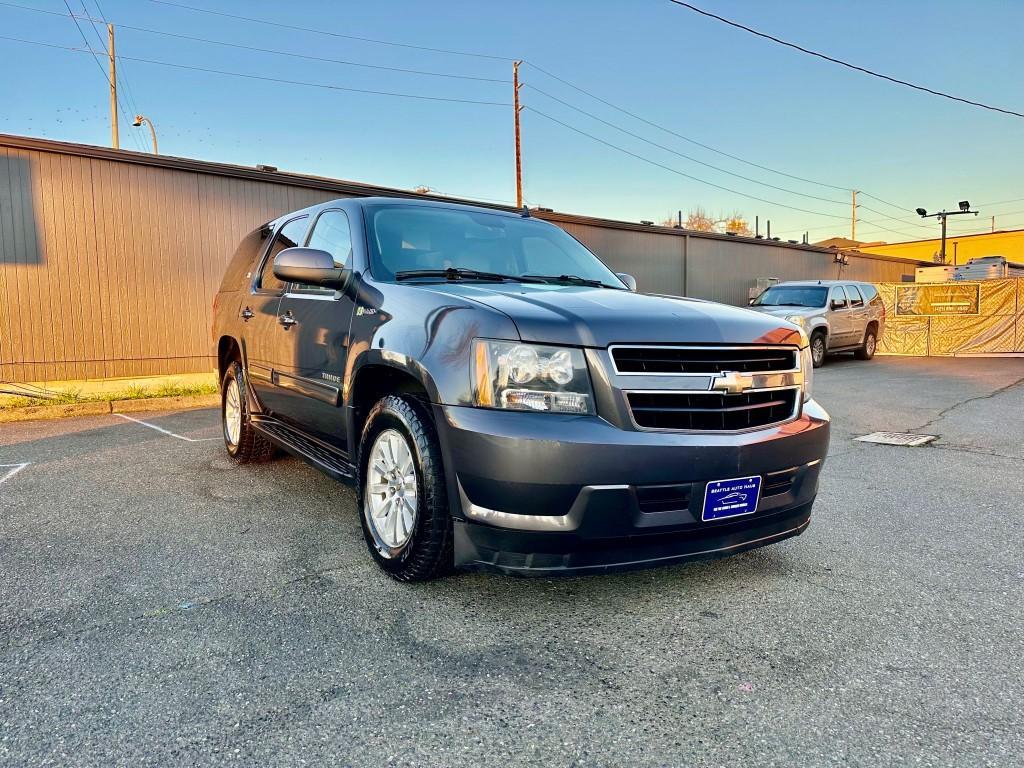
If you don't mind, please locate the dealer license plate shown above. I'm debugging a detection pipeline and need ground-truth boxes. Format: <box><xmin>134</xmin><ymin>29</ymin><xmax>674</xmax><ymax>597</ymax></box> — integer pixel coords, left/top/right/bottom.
<box><xmin>702</xmin><ymin>475</ymin><xmax>762</xmax><ymax>521</ymax></box>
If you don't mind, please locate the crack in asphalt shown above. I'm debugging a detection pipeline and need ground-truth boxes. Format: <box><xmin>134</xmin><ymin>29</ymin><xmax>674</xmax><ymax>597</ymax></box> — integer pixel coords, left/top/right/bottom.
<box><xmin>930</xmin><ymin>442</ymin><xmax>1024</xmax><ymax>463</ymax></box>
<box><xmin>909</xmin><ymin>374</ymin><xmax>1024</xmax><ymax>434</ymax></box>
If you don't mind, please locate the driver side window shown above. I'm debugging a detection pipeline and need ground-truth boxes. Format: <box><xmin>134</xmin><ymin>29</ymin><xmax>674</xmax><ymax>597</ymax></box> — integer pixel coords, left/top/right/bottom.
<box><xmin>292</xmin><ymin>209</ymin><xmax>353</xmax><ymax>294</ymax></box>
<box><xmin>830</xmin><ymin>286</ymin><xmax>849</xmax><ymax>310</ymax></box>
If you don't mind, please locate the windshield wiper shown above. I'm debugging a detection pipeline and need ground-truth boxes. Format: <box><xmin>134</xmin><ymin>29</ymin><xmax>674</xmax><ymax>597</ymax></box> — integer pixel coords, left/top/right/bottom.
<box><xmin>763</xmin><ymin>302</ymin><xmax>808</xmax><ymax>307</ymax></box>
<box><xmin>523</xmin><ymin>273</ymin><xmax>612</xmax><ymax>288</ymax></box>
<box><xmin>395</xmin><ymin>267</ymin><xmax>545</xmax><ymax>284</ymax></box>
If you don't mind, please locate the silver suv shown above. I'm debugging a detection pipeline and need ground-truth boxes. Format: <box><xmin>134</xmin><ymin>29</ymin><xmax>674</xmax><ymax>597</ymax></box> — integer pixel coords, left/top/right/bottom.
<box><xmin>749</xmin><ymin>280</ymin><xmax>885</xmax><ymax>367</ymax></box>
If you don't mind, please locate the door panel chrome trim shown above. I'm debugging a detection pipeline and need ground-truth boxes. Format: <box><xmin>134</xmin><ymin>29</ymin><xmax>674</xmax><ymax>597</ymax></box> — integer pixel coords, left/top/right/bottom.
<box><xmin>271</xmin><ymin>370</ymin><xmax>341</xmax><ymax>406</ymax></box>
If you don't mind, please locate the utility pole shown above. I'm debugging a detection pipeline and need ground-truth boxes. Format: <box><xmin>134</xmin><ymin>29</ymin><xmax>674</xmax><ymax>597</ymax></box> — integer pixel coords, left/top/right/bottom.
<box><xmin>992</xmin><ymin>215</ymin><xmax>995</xmax><ymax>233</ymax></box>
<box><xmin>512</xmin><ymin>60</ymin><xmax>523</xmax><ymax>209</ymax></box>
<box><xmin>108</xmin><ymin>24</ymin><xmax>119</xmax><ymax>149</ymax></box>
<box><xmin>851</xmin><ymin>190</ymin><xmax>858</xmax><ymax>241</ymax></box>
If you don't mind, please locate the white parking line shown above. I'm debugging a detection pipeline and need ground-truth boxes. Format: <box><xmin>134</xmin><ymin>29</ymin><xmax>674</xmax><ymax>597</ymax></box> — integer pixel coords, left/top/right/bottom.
<box><xmin>114</xmin><ymin>414</ymin><xmax>221</xmax><ymax>443</ymax></box>
<box><xmin>0</xmin><ymin>463</ymin><xmax>29</xmax><ymax>486</ymax></box>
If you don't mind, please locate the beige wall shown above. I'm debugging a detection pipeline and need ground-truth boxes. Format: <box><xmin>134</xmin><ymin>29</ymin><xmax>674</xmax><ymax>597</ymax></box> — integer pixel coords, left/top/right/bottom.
<box><xmin>0</xmin><ymin>135</ymin><xmax>922</xmax><ymax>383</ymax></box>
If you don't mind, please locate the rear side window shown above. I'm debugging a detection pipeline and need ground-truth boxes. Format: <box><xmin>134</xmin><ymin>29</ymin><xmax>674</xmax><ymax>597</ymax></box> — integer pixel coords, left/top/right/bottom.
<box><xmin>220</xmin><ymin>225</ymin><xmax>274</xmax><ymax>292</ymax></box>
<box><xmin>257</xmin><ymin>215</ymin><xmax>308</xmax><ymax>293</ymax></box>
<box><xmin>848</xmin><ymin>285</ymin><xmax>865</xmax><ymax>307</ymax></box>
<box><xmin>860</xmin><ymin>284</ymin><xmax>880</xmax><ymax>304</ymax></box>
<box><xmin>292</xmin><ymin>209</ymin><xmax>353</xmax><ymax>293</ymax></box>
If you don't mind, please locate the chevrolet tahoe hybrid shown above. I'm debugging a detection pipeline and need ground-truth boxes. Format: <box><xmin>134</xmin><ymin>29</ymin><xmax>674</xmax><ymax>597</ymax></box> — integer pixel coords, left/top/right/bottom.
<box><xmin>212</xmin><ymin>197</ymin><xmax>830</xmax><ymax>580</ymax></box>
<box><xmin>749</xmin><ymin>280</ymin><xmax>885</xmax><ymax>367</ymax></box>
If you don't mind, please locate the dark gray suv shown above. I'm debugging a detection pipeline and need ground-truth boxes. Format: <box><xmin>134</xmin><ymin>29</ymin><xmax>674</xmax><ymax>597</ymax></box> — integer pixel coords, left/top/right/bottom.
<box><xmin>212</xmin><ymin>197</ymin><xmax>830</xmax><ymax>580</ymax></box>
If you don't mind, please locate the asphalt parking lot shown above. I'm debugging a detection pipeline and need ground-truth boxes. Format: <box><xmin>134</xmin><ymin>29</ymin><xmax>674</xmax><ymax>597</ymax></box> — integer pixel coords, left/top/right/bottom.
<box><xmin>1</xmin><ymin>356</ymin><xmax>1022</xmax><ymax>767</ymax></box>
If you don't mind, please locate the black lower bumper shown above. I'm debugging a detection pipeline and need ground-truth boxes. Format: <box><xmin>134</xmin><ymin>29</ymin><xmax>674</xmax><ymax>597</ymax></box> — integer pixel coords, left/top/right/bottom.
<box><xmin>454</xmin><ymin>501</ymin><xmax>813</xmax><ymax>576</ymax></box>
<box><xmin>434</xmin><ymin>399</ymin><xmax>829</xmax><ymax>576</ymax></box>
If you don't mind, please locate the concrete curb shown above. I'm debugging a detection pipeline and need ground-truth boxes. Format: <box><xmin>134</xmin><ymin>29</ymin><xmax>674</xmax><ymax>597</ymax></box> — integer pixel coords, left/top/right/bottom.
<box><xmin>0</xmin><ymin>393</ymin><xmax>220</xmax><ymax>423</ymax></box>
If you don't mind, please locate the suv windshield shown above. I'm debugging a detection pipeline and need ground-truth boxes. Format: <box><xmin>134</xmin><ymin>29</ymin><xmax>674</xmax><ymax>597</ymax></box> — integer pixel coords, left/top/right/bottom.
<box><xmin>752</xmin><ymin>286</ymin><xmax>828</xmax><ymax>308</ymax></box>
<box><xmin>365</xmin><ymin>204</ymin><xmax>625</xmax><ymax>288</ymax></box>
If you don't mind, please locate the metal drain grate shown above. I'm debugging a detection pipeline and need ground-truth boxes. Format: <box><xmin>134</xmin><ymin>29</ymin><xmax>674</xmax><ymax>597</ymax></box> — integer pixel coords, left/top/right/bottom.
<box><xmin>854</xmin><ymin>432</ymin><xmax>937</xmax><ymax>447</ymax></box>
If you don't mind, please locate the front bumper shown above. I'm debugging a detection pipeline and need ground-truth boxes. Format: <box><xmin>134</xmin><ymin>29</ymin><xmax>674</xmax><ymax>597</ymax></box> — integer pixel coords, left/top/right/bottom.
<box><xmin>433</xmin><ymin>399</ymin><xmax>830</xmax><ymax>576</ymax></box>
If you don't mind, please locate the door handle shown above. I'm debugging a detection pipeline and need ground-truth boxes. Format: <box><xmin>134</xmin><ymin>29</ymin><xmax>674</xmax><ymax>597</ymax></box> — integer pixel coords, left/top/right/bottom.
<box><xmin>278</xmin><ymin>312</ymin><xmax>297</xmax><ymax>329</ymax></box>
<box><xmin>240</xmin><ymin>307</ymin><xmax>255</xmax><ymax>321</ymax></box>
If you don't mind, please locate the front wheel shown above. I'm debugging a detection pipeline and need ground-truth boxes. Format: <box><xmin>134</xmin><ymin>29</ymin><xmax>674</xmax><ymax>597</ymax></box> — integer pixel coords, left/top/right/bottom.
<box><xmin>855</xmin><ymin>328</ymin><xmax>877</xmax><ymax>360</ymax></box>
<box><xmin>357</xmin><ymin>395</ymin><xmax>453</xmax><ymax>581</ymax></box>
<box><xmin>810</xmin><ymin>331</ymin><xmax>827</xmax><ymax>368</ymax></box>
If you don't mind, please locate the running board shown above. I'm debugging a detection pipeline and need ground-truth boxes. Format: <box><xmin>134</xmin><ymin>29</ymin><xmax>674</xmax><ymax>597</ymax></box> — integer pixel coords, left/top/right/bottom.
<box><xmin>251</xmin><ymin>417</ymin><xmax>355</xmax><ymax>482</ymax></box>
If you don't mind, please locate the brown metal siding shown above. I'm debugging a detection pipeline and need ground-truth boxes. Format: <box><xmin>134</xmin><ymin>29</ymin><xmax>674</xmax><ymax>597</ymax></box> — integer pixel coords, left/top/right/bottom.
<box><xmin>558</xmin><ymin>222</ymin><xmax>686</xmax><ymax>296</ymax></box>
<box><xmin>0</xmin><ymin>135</ymin><xmax>923</xmax><ymax>383</ymax></box>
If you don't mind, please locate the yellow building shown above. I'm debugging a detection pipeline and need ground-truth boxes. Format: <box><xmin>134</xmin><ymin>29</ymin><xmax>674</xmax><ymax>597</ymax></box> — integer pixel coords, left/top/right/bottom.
<box><xmin>858</xmin><ymin>228</ymin><xmax>1024</xmax><ymax>265</ymax></box>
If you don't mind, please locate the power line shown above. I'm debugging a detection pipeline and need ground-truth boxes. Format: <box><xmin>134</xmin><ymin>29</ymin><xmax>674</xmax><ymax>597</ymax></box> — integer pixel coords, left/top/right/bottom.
<box><xmin>80</xmin><ymin>0</ymin><xmax>147</xmax><ymax>152</ymax></box>
<box><xmin>857</xmin><ymin>204</ymin><xmax>935</xmax><ymax>230</ymax></box>
<box><xmin>976</xmin><ymin>197</ymin><xmax>1024</xmax><ymax>208</ymax></box>
<box><xmin>523</xmin><ymin>83</ymin><xmax>849</xmax><ymax>206</ymax></box>
<box><xmin>857</xmin><ymin>191</ymin><xmax>915</xmax><ymax>215</ymax></box>
<box><xmin>522</xmin><ymin>60</ymin><xmax>854</xmax><ymax>194</ymax></box>
<box><xmin>522</xmin><ymin>61</ymin><xmax>930</xmax><ymax>218</ymax></box>
<box><xmin>147</xmin><ymin>0</ymin><xmax>513</xmax><ymax>61</ymax></box>
<box><xmin>666</xmin><ymin>0</ymin><xmax>1024</xmax><ymax>119</ymax></box>
<box><xmin>58</xmin><ymin>0</ymin><xmax>144</xmax><ymax>151</ymax></box>
<box><xmin>523</xmin><ymin>105</ymin><xmax>849</xmax><ymax>220</ymax></box>
<box><xmin>89</xmin><ymin>0</ymin><xmax>149</xmax><ymax>149</ymax></box>
<box><xmin>133</xmin><ymin>0</ymin><xmax>943</xmax><ymax>216</ymax></box>
<box><xmin>0</xmin><ymin>34</ymin><xmax>512</xmax><ymax>107</ymax></box>
<box><xmin>0</xmin><ymin>2</ymin><xmax>509</xmax><ymax>85</ymax></box>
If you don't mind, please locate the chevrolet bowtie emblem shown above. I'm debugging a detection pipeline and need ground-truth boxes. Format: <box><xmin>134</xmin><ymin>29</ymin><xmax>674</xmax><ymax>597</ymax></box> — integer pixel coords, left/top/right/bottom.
<box><xmin>711</xmin><ymin>371</ymin><xmax>753</xmax><ymax>395</ymax></box>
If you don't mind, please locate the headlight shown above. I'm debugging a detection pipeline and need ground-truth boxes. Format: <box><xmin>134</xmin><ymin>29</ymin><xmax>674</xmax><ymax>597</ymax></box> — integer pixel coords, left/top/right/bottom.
<box><xmin>800</xmin><ymin>345</ymin><xmax>814</xmax><ymax>402</ymax></box>
<box><xmin>785</xmin><ymin>314</ymin><xmax>806</xmax><ymax>326</ymax></box>
<box><xmin>472</xmin><ymin>340</ymin><xmax>594</xmax><ymax>414</ymax></box>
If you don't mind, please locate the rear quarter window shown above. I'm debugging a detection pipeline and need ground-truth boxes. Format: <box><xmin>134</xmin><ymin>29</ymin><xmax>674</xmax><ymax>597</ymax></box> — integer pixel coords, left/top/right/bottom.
<box><xmin>860</xmin><ymin>284</ymin><xmax>880</xmax><ymax>304</ymax></box>
<box><xmin>218</xmin><ymin>225</ymin><xmax>273</xmax><ymax>292</ymax></box>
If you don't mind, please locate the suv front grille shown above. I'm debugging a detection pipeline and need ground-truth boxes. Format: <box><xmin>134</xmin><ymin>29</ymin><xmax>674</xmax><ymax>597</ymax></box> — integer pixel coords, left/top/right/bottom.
<box><xmin>626</xmin><ymin>389</ymin><xmax>799</xmax><ymax>431</ymax></box>
<box><xmin>612</xmin><ymin>346</ymin><xmax>796</xmax><ymax>375</ymax></box>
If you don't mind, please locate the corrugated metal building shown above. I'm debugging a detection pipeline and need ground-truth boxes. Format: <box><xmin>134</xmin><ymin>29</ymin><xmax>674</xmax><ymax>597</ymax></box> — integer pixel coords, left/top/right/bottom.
<box><xmin>0</xmin><ymin>133</ymin><xmax>924</xmax><ymax>383</ymax></box>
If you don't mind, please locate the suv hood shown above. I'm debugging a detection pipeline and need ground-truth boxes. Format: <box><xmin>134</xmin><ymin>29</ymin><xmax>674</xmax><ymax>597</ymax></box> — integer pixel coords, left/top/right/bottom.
<box><xmin>749</xmin><ymin>306</ymin><xmax>820</xmax><ymax>319</ymax></box>
<box><xmin>420</xmin><ymin>283</ymin><xmax>803</xmax><ymax>347</ymax></box>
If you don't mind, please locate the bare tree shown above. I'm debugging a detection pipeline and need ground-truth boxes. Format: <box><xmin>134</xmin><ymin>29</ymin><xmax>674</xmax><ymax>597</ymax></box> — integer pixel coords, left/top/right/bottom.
<box><xmin>672</xmin><ymin>207</ymin><xmax>754</xmax><ymax>235</ymax></box>
<box><xmin>684</xmin><ymin>207</ymin><xmax>719</xmax><ymax>232</ymax></box>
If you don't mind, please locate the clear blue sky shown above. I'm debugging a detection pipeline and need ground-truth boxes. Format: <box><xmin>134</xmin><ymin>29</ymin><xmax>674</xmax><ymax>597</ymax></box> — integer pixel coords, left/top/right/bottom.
<box><xmin>2</xmin><ymin>0</ymin><xmax>1023</xmax><ymax>243</ymax></box>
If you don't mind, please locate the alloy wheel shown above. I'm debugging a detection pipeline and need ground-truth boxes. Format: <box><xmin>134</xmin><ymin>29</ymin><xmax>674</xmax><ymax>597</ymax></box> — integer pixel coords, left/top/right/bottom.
<box><xmin>365</xmin><ymin>429</ymin><xmax>418</xmax><ymax>553</ymax></box>
<box><xmin>224</xmin><ymin>377</ymin><xmax>242</xmax><ymax>446</ymax></box>
<box><xmin>812</xmin><ymin>337</ymin><xmax>826</xmax><ymax>367</ymax></box>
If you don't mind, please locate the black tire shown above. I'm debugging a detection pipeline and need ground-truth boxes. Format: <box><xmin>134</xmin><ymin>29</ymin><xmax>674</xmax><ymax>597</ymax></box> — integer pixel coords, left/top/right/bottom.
<box><xmin>221</xmin><ymin>360</ymin><xmax>276</xmax><ymax>462</ymax></box>
<box><xmin>855</xmin><ymin>326</ymin><xmax>877</xmax><ymax>360</ymax></box>
<box><xmin>810</xmin><ymin>331</ymin><xmax>827</xmax><ymax>368</ymax></box>
<box><xmin>356</xmin><ymin>394</ymin><xmax>453</xmax><ymax>581</ymax></box>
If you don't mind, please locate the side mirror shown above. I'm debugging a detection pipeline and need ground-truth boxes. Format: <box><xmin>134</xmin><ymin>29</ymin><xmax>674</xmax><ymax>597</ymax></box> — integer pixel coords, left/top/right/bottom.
<box><xmin>748</xmin><ymin>297</ymin><xmax>756</xmax><ymax>305</ymax></box>
<box><xmin>830</xmin><ymin>299</ymin><xmax>844</xmax><ymax>311</ymax></box>
<box><xmin>273</xmin><ymin>247</ymin><xmax>349</xmax><ymax>289</ymax></box>
<box><xmin>616</xmin><ymin>272</ymin><xmax>638</xmax><ymax>292</ymax></box>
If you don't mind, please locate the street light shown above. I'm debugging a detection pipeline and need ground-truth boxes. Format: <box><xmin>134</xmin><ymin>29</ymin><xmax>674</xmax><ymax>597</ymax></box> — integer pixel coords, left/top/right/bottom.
<box><xmin>916</xmin><ymin>200</ymin><xmax>978</xmax><ymax>265</ymax></box>
<box><xmin>131</xmin><ymin>114</ymin><xmax>158</xmax><ymax>155</ymax></box>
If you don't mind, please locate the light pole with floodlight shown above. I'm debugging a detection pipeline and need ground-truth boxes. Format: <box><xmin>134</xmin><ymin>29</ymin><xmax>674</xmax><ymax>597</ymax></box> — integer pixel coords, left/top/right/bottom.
<box><xmin>915</xmin><ymin>201</ymin><xmax>978</xmax><ymax>264</ymax></box>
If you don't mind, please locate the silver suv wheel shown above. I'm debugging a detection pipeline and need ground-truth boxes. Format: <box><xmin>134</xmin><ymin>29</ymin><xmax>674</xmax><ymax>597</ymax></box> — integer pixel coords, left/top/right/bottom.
<box><xmin>364</xmin><ymin>428</ymin><xmax>418</xmax><ymax>554</ymax></box>
<box><xmin>811</xmin><ymin>334</ymin><xmax>826</xmax><ymax>368</ymax></box>
<box><xmin>223</xmin><ymin>377</ymin><xmax>242</xmax><ymax>447</ymax></box>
